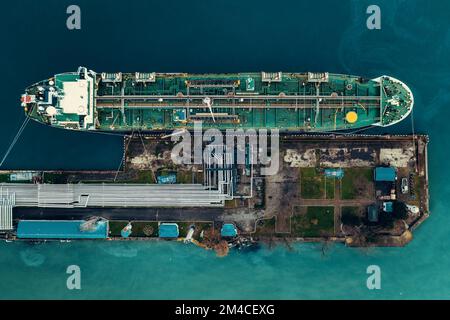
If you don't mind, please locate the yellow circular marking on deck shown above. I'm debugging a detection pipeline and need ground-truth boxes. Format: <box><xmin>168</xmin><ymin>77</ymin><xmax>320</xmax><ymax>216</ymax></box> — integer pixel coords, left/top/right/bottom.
<box><xmin>346</xmin><ymin>111</ymin><xmax>358</xmax><ymax>123</ymax></box>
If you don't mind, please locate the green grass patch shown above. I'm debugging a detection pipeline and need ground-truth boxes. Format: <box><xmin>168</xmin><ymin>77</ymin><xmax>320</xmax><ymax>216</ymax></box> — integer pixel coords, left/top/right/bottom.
<box><xmin>192</xmin><ymin>222</ymin><xmax>214</xmax><ymax>241</ymax></box>
<box><xmin>131</xmin><ymin>221</ymin><xmax>159</xmax><ymax>237</ymax></box>
<box><xmin>108</xmin><ymin>221</ymin><xmax>158</xmax><ymax>237</ymax></box>
<box><xmin>341</xmin><ymin>206</ymin><xmax>359</xmax><ymax>216</ymax></box>
<box><xmin>300</xmin><ymin>168</ymin><xmax>334</xmax><ymax>199</ymax></box>
<box><xmin>176</xmin><ymin>170</ymin><xmax>203</xmax><ymax>184</ymax></box>
<box><xmin>176</xmin><ymin>170</ymin><xmax>193</xmax><ymax>184</ymax></box>
<box><xmin>254</xmin><ymin>217</ymin><xmax>277</xmax><ymax>236</ymax></box>
<box><xmin>291</xmin><ymin>206</ymin><xmax>335</xmax><ymax>237</ymax></box>
<box><xmin>108</xmin><ymin>221</ymin><xmax>129</xmax><ymax>237</ymax></box>
<box><xmin>109</xmin><ymin>220</ymin><xmax>212</xmax><ymax>239</ymax></box>
<box><xmin>325</xmin><ymin>178</ymin><xmax>335</xmax><ymax>199</ymax></box>
<box><xmin>135</xmin><ymin>170</ymin><xmax>155</xmax><ymax>183</ymax></box>
<box><xmin>341</xmin><ymin>168</ymin><xmax>373</xmax><ymax>200</ymax></box>
<box><xmin>176</xmin><ymin>221</ymin><xmax>213</xmax><ymax>240</ymax></box>
<box><xmin>42</xmin><ymin>172</ymin><xmax>70</xmax><ymax>184</ymax></box>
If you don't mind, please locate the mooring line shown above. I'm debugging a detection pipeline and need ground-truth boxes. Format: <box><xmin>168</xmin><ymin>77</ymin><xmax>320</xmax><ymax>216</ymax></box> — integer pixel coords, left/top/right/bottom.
<box><xmin>113</xmin><ymin>129</ymin><xmax>135</xmax><ymax>182</ymax></box>
<box><xmin>0</xmin><ymin>116</ymin><xmax>31</xmax><ymax>168</ymax></box>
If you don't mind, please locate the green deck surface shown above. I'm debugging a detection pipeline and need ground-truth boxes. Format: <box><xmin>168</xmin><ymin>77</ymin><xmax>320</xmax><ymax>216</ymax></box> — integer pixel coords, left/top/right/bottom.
<box><xmin>24</xmin><ymin>70</ymin><xmax>413</xmax><ymax>132</ymax></box>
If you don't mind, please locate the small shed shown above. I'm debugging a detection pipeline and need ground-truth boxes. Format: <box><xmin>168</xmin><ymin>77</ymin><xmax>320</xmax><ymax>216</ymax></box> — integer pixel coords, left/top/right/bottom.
<box><xmin>374</xmin><ymin>167</ymin><xmax>396</xmax><ymax>182</ymax></box>
<box><xmin>158</xmin><ymin>223</ymin><xmax>179</xmax><ymax>238</ymax></box>
<box><xmin>383</xmin><ymin>202</ymin><xmax>394</xmax><ymax>213</ymax></box>
<box><xmin>10</xmin><ymin>172</ymin><xmax>35</xmax><ymax>181</ymax></box>
<box><xmin>324</xmin><ymin>168</ymin><xmax>344</xmax><ymax>179</ymax></box>
<box><xmin>157</xmin><ymin>173</ymin><xmax>177</xmax><ymax>184</ymax></box>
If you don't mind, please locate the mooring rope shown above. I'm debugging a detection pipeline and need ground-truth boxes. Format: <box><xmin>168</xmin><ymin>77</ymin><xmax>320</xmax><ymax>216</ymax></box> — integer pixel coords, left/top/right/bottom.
<box><xmin>137</xmin><ymin>128</ymin><xmax>157</xmax><ymax>183</ymax></box>
<box><xmin>0</xmin><ymin>116</ymin><xmax>31</xmax><ymax>168</ymax></box>
<box><xmin>113</xmin><ymin>129</ymin><xmax>135</xmax><ymax>182</ymax></box>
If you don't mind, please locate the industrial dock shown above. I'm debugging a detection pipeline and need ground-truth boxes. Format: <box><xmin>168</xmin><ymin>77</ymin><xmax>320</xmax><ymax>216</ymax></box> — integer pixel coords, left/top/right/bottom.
<box><xmin>0</xmin><ymin>134</ymin><xmax>430</xmax><ymax>253</ymax></box>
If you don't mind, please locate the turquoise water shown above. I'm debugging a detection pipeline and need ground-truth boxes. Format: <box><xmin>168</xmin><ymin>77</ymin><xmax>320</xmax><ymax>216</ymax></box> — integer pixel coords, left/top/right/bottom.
<box><xmin>1</xmin><ymin>0</ymin><xmax>450</xmax><ymax>299</ymax></box>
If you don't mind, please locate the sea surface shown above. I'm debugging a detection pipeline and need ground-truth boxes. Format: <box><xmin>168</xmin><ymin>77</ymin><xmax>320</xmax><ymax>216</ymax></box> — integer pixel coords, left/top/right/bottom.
<box><xmin>0</xmin><ymin>0</ymin><xmax>449</xmax><ymax>299</ymax></box>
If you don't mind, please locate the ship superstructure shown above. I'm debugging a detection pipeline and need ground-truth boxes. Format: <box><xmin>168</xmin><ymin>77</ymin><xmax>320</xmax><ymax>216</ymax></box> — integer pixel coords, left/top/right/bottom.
<box><xmin>21</xmin><ymin>67</ymin><xmax>413</xmax><ymax>132</ymax></box>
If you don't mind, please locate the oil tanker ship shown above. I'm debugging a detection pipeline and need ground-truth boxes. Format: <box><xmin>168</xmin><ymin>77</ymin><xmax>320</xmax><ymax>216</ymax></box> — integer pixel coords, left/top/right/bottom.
<box><xmin>21</xmin><ymin>67</ymin><xmax>413</xmax><ymax>132</ymax></box>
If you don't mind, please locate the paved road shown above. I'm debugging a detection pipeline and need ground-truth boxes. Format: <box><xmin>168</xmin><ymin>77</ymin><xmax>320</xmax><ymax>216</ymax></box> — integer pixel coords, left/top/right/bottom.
<box><xmin>14</xmin><ymin>207</ymin><xmax>224</xmax><ymax>222</ymax></box>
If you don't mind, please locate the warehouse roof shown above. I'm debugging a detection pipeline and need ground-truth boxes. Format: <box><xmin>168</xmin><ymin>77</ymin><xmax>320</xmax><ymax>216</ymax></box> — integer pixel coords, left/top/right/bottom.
<box><xmin>158</xmin><ymin>223</ymin><xmax>179</xmax><ymax>238</ymax></box>
<box><xmin>374</xmin><ymin>167</ymin><xmax>396</xmax><ymax>182</ymax></box>
<box><xmin>17</xmin><ymin>220</ymin><xmax>108</xmax><ymax>239</ymax></box>
<box><xmin>221</xmin><ymin>223</ymin><xmax>237</xmax><ymax>237</ymax></box>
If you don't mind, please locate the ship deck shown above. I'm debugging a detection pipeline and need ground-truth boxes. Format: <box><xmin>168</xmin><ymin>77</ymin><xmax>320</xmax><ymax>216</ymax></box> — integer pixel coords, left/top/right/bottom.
<box><xmin>94</xmin><ymin>72</ymin><xmax>382</xmax><ymax>131</ymax></box>
<box><xmin>23</xmin><ymin>71</ymin><xmax>412</xmax><ymax>132</ymax></box>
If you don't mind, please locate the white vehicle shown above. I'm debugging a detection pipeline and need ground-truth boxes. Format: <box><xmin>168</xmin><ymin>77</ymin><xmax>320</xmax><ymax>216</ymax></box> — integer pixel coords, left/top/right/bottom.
<box><xmin>406</xmin><ymin>204</ymin><xmax>419</xmax><ymax>215</ymax></box>
<box><xmin>401</xmin><ymin>178</ymin><xmax>409</xmax><ymax>194</ymax></box>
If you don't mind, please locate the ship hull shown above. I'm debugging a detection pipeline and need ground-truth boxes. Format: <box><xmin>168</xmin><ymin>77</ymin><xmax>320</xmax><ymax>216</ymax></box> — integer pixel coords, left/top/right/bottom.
<box><xmin>22</xmin><ymin>69</ymin><xmax>413</xmax><ymax>133</ymax></box>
